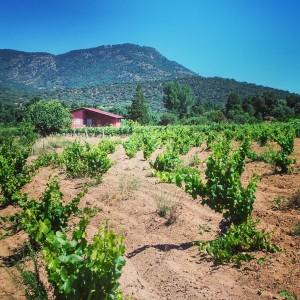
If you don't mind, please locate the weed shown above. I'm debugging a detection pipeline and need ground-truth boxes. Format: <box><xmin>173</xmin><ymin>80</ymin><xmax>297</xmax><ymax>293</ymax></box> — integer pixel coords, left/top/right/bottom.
<box><xmin>272</xmin><ymin>196</ymin><xmax>285</xmax><ymax>210</ymax></box>
<box><xmin>189</xmin><ymin>153</ymin><xmax>201</xmax><ymax>167</ymax></box>
<box><xmin>257</xmin><ymin>256</ymin><xmax>268</xmax><ymax>265</ymax></box>
<box><xmin>291</xmin><ymin>222</ymin><xmax>300</xmax><ymax>236</ymax></box>
<box><xmin>279</xmin><ymin>289</ymin><xmax>297</xmax><ymax>300</ymax></box>
<box><xmin>31</xmin><ymin>137</ymin><xmax>72</xmax><ymax>155</ymax></box>
<box><xmin>155</xmin><ymin>192</ymin><xmax>176</xmax><ymax>218</ymax></box>
<box><xmin>286</xmin><ymin>189</ymin><xmax>300</xmax><ymax>210</ymax></box>
<box><xmin>198</xmin><ymin>224</ymin><xmax>211</xmax><ymax>235</ymax></box>
<box><xmin>118</xmin><ymin>176</ymin><xmax>141</xmax><ymax>194</ymax></box>
<box><xmin>165</xmin><ymin>204</ymin><xmax>178</xmax><ymax>226</ymax></box>
<box><xmin>18</xmin><ymin>245</ymin><xmax>47</xmax><ymax>300</ymax></box>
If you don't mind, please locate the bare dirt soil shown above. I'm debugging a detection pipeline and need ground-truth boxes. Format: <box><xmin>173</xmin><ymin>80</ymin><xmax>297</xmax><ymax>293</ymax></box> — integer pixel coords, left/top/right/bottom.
<box><xmin>0</xmin><ymin>139</ymin><xmax>299</xmax><ymax>300</ymax></box>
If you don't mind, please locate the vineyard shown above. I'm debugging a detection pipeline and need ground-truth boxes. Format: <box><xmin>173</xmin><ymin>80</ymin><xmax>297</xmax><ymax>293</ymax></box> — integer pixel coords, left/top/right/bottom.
<box><xmin>0</xmin><ymin>121</ymin><xmax>300</xmax><ymax>299</ymax></box>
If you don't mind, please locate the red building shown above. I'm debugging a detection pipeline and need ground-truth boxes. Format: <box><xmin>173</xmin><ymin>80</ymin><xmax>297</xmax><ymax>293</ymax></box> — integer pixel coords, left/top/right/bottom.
<box><xmin>71</xmin><ymin>107</ymin><xmax>123</xmax><ymax>128</ymax></box>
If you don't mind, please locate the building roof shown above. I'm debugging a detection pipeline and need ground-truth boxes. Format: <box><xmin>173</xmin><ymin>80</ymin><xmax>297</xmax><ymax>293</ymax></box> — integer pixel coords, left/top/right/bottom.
<box><xmin>71</xmin><ymin>107</ymin><xmax>124</xmax><ymax>119</ymax></box>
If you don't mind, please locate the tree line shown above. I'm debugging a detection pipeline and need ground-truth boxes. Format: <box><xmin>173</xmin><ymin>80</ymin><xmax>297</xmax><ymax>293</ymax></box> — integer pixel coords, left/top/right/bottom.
<box><xmin>1</xmin><ymin>82</ymin><xmax>299</xmax><ymax>132</ymax></box>
<box><xmin>125</xmin><ymin>82</ymin><xmax>300</xmax><ymax>125</ymax></box>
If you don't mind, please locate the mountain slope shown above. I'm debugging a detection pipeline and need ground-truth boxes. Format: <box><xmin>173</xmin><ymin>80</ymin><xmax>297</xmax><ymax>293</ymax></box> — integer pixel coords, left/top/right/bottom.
<box><xmin>0</xmin><ymin>43</ymin><xmax>297</xmax><ymax>111</ymax></box>
<box><xmin>36</xmin><ymin>76</ymin><xmax>293</xmax><ymax>111</ymax></box>
<box><xmin>0</xmin><ymin>44</ymin><xmax>195</xmax><ymax>89</ymax></box>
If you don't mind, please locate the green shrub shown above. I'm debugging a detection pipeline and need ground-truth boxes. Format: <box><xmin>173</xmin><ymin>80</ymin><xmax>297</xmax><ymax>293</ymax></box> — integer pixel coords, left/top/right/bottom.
<box><xmin>0</xmin><ymin>138</ymin><xmax>32</xmax><ymax>206</ymax></box>
<box><xmin>63</xmin><ymin>142</ymin><xmax>88</xmax><ymax>178</ymax></box>
<box><xmin>142</xmin><ymin>134</ymin><xmax>160</xmax><ymax>160</ymax></box>
<box><xmin>152</xmin><ymin>149</ymin><xmax>181</xmax><ymax>172</ymax></box>
<box><xmin>271</xmin><ymin>129</ymin><xmax>295</xmax><ymax>173</ymax></box>
<box><xmin>85</xmin><ymin>146</ymin><xmax>112</xmax><ymax>178</ymax></box>
<box><xmin>123</xmin><ymin>135</ymin><xmax>141</xmax><ymax>158</ymax></box>
<box><xmin>17</xmin><ymin>177</ymin><xmax>85</xmax><ymax>242</ymax></box>
<box><xmin>98</xmin><ymin>139</ymin><xmax>116</xmax><ymax>154</ymax></box>
<box><xmin>199</xmin><ymin>218</ymin><xmax>279</xmax><ymax>265</ymax></box>
<box><xmin>62</xmin><ymin>142</ymin><xmax>111</xmax><ymax>178</ymax></box>
<box><xmin>41</xmin><ymin>217</ymin><xmax>125</xmax><ymax>299</ymax></box>
<box><xmin>32</xmin><ymin>152</ymin><xmax>62</xmax><ymax>169</ymax></box>
<box><xmin>201</xmin><ymin>138</ymin><xmax>258</xmax><ymax>224</ymax></box>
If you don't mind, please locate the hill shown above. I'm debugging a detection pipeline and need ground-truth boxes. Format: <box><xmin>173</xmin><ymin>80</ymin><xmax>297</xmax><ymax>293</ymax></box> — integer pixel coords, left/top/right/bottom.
<box><xmin>0</xmin><ymin>44</ymin><xmax>195</xmax><ymax>89</ymax></box>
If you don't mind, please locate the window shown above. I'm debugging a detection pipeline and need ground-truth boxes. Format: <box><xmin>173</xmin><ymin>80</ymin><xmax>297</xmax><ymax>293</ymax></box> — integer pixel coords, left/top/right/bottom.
<box><xmin>73</xmin><ymin>118</ymin><xmax>82</xmax><ymax>125</ymax></box>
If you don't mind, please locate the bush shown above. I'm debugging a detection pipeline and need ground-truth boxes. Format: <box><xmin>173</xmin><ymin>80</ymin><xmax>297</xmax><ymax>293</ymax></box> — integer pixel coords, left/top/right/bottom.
<box><xmin>201</xmin><ymin>138</ymin><xmax>258</xmax><ymax>224</ymax></box>
<box><xmin>271</xmin><ymin>129</ymin><xmax>295</xmax><ymax>173</ymax></box>
<box><xmin>98</xmin><ymin>139</ymin><xmax>116</xmax><ymax>154</ymax></box>
<box><xmin>0</xmin><ymin>138</ymin><xmax>32</xmax><ymax>206</ymax></box>
<box><xmin>159</xmin><ymin>112</ymin><xmax>178</xmax><ymax>125</ymax></box>
<box><xmin>152</xmin><ymin>149</ymin><xmax>181</xmax><ymax>172</ymax></box>
<box><xmin>199</xmin><ymin>218</ymin><xmax>279</xmax><ymax>265</ymax></box>
<box><xmin>41</xmin><ymin>217</ymin><xmax>125</xmax><ymax>299</ymax></box>
<box><xmin>62</xmin><ymin>142</ymin><xmax>111</xmax><ymax>178</ymax></box>
<box><xmin>85</xmin><ymin>146</ymin><xmax>112</xmax><ymax>178</ymax></box>
<box><xmin>123</xmin><ymin>135</ymin><xmax>142</xmax><ymax>158</ymax></box>
<box><xmin>63</xmin><ymin>142</ymin><xmax>88</xmax><ymax>177</ymax></box>
<box><xmin>17</xmin><ymin>177</ymin><xmax>85</xmax><ymax>242</ymax></box>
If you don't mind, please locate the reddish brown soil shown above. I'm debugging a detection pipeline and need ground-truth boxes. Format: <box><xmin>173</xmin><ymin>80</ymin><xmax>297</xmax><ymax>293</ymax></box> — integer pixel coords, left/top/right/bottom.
<box><xmin>0</xmin><ymin>139</ymin><xmax>299</xmax><ymax>299</ymax></box>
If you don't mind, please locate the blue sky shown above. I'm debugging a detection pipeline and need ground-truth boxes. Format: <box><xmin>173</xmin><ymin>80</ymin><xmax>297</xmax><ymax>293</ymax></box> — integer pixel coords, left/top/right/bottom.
<box><xmin>0</xmin><ymin>0</ymin><xmax>299</xmax><ymax>93</ymax></box>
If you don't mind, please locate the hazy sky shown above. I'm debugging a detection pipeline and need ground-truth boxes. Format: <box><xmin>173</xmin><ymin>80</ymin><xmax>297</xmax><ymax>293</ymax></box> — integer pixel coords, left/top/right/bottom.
<box><xmin>1</xmin><ymin>0</ymin><xmax>299</xmax><ymax>93</ymax></box>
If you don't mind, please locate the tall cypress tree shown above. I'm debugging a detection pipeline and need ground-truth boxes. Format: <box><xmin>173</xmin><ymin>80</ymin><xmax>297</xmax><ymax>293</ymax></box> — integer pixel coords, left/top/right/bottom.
<box><xmin>129</xmin><ymin>84</ymin><xmax>150</xmax><ymax>124</ymax></box>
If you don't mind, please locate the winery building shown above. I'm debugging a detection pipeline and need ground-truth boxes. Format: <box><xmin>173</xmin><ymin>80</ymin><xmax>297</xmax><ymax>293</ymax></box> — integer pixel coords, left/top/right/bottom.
<box><xmin>71</xmin><ymin>107</ymin><xmax>123</xmax><ymax>128</ymax></box>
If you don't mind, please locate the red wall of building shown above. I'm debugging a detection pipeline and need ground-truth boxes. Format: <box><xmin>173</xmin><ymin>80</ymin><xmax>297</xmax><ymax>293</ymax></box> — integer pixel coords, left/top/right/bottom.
<box><xmin>72</xmin><ymin>110</ymin><xmax>85</xmax><ymax>128</ymax></box>
<box><xmin>71</xmin><ymin>109</ymin><xmax>121</xmax><ymax>128</ymax></box>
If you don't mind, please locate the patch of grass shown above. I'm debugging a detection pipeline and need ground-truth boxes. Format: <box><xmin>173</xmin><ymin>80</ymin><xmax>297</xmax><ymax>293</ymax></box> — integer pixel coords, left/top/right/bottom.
<box><xmin>155</xmin><ymin>192</ymin><xmax>178</xmax><ymax>225</ymax></box>
<box><xmin>118</xmin><ymin>176</ymin><xmax>141</xmax><ymax>194</ymax></box>
<box><xmin>156</xmin><ymin>194</ymin><xmax>172</xmax><ymax>217</ymax></box>
<box><xmin>272</xmin><ymin>196</ymin><xmax>285</xmax><ymax>210</ymax></box>
<box><xmin>279</xmin><ymin>289</ymin><xmax>297</xmax><ymax>300</ymax></box>
<box><xmin>17</xmin><ymin>245</ymin><xmax>47</xmax><ymax>300</ymax></box>
<box><xmin>272</xmin><ymin>190</ymin><xmax>300</xmax><ymax>211</ymax></box>
<box><xmin>189</xmin><ymin>153</ymin><xmax>201</xmax><ymax>167</ymax></box>
<box><xmin>32</xmin><ymin>137</ymin><xmax>72</xmax><ymax>155</ymax></box>
<box><xmin>291</xmin><ymin>222</ymin><xmax>300</xmax><ymax>236</ymax></box>
<box><xmin>286</xmin><ymin>189</ymin><xmax>300</xmax><ymax>210</ymax></box>
<box><xmin>20</xmin><ymin>270</ymin><xmax>48</xmax><ymax>300</ymax></box>
<box><xmin>198</xmin><ymin>224</ymin><xmax>211</xmax><ymax>235</ymax></box>
<box><xmin>165</xmin><ymin>204</ymin><xmax>178</xmax><ymax>226</ymax></box>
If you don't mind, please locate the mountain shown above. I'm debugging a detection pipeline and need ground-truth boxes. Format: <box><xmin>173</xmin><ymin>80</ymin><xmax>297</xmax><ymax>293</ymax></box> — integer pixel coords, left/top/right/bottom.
<box><xmin>0</xmin><ymin>43</ymin><xmax>297</xmax><ymax>111</ymax></box>
<box><xmin>0</xmin><ymin>44</ymin><xmax>195</xmax><ymax>89</ymax></box>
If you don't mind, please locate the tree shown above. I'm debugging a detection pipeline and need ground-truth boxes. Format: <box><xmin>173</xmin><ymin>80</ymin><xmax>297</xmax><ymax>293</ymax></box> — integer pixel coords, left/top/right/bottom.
<box><xmin>271</xmin><ymin>105</ymin><xmax>294</xmax><ymax>121</ymax></box>
<box><xmin>286</xmin><ymin>94</ymin><xmax>300</xmax><ymax>108</ymax></box>
<box><xmin>251</xmin><ymin>95</ymin><xmax>265</xmax><ymax>118</ymax></box>
<box><xmin>108</xmin><ymin>103</ymin><xmax>130</xmax><ymax>117</ymax></box>
<box><xmin>225</xmin><ymin>93</ymin><xmax>241</xmax><ymax>114</ymax></box>
<box><xmin>25</xmin><ymin>100</ymin><xmax>71</xmax><ymax>136</ymax></box>
<box><xmin>242</xmin><ymin>97</ymin><xmax>255</xmax><ymax>115</ymax></box>
<box><xmin>204</xmin><ymin>110</ymin><xmax>226</xmax><ymax>123</ymax></box>
<box><xmin>128</xmin><ymin>84</ymin><xmax>150</xmax><ymax>124</ymax></box>
<box><xmin>294</xmin><ymin>102</ymin><xmax>300</xmax><ymax>115</ymax></box>
<box><xmin>262</xmin><ymin>92</ymin><xmax>279</xmax><ymax>116</ymax></box>
<box><xmin>163</xmin><ymin>82</ymin><xmax>195</xmax><ymax>118</ymax></box>
<box><xmin>159</xmin><ymin>112</ymin><xmax>178</xmax><ymax>125</ymax></box>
